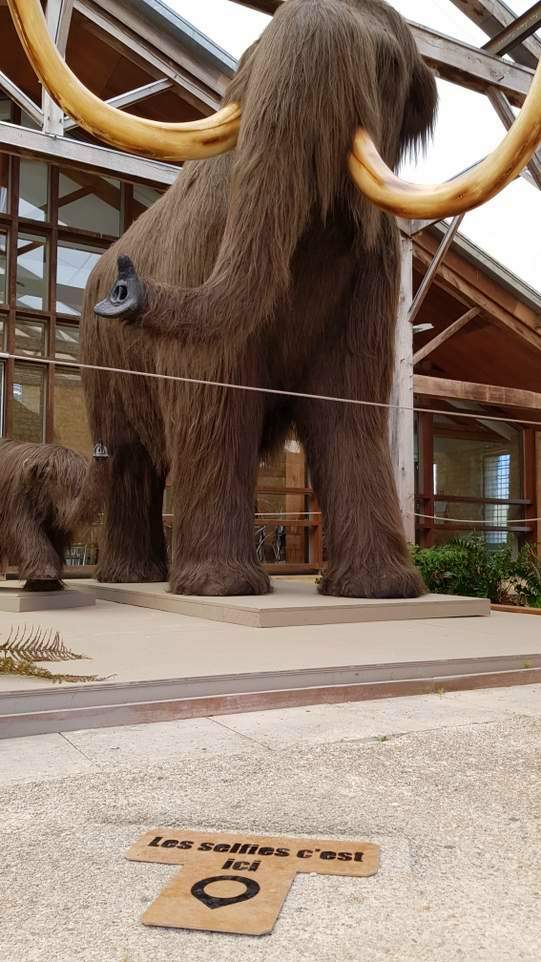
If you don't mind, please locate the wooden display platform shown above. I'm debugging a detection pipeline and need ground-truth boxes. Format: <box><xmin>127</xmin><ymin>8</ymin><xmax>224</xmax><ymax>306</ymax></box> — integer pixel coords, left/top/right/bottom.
<box><xmin>0</xmin><ymin>581</ymin><xmax>95</xmax><ymax>612</ymax></box>
<box><xmin>72</xmin><ymin>580</ymin><xmax>490</xmax><ymax>627</ymax></box>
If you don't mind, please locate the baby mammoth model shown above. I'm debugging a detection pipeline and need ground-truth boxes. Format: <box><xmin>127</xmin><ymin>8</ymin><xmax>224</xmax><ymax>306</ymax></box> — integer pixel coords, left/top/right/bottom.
<box><xmin>82</xmin><ymin>0</ymin><xmax>438</xmax><ymax>597</ymax></box>
<box><xmin>0</xmin><ymin>440</ymin><xmax>109</xmax><ymax>590</ymax></box>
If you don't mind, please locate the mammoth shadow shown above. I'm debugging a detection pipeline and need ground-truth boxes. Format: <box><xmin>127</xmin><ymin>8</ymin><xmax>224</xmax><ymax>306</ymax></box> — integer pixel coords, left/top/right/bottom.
<box><xmin>0</xmin><ymin>440</ymin><xmax>110</xmax><ymax>591</ymax></box>
<box><xmin>83</xmin><ymin>0</ymin><xmax>437</xmax><ymax>598</ymax></box>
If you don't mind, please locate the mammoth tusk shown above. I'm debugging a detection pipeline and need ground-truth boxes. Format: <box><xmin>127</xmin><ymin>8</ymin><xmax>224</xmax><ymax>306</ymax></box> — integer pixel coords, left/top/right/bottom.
<box><xmin>349</xmin><ymin>57</ymin><xmax>541</xmax><ymax>219</ymax></box>
<box><xmin>7</xmin><ymin>0</ymin><xmax>240</xmax><ymax>161</ymax></box>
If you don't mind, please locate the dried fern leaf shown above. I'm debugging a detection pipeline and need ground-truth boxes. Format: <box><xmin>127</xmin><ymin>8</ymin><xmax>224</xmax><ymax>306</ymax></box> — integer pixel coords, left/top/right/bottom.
<box><xmin>0</xmin><ymin>625</ymin><xmax>88</xmax><ymax>663</ymax></box>
<box><xmin>0</xmin><ymin>655</ymin><xmax>105</xmax><ymax>683</ymax></box>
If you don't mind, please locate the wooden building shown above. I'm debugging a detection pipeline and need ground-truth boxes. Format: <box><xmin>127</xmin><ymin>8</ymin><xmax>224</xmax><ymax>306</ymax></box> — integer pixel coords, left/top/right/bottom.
<box><xmin>0</xmin><ymin>0</ymin><xmax>540</xmax><ymax>573</ymax></box>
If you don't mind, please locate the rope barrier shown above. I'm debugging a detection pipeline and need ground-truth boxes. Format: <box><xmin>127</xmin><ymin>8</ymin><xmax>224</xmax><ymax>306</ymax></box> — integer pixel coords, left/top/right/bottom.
<box><xmin>255</xmin><ymin>510</ymin><xmax>541</xmax><ymax>525</ymax></box>
<box><xmin>1</xmin><ymin>351</ymin><xmax>540</xmax><ymax>428</ymax></box>
<box><xmin>1</xmin><ymin>351</ymin><xmax>539</xmax><ymax>529</ymax></box>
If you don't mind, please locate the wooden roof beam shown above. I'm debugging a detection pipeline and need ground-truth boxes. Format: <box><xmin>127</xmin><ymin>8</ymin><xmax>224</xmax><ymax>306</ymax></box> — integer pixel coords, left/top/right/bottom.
<box><xmin>0</xmin><ymin>119</ymin><xmax>178</xmax><ymax>185</ymax></box>
<box><xmin>414</xmin><ymin>374</ymin><xmax>541</xmax><ymax>410</ymax></box>
<box><xmin>450</xmin><ymin>0</ymin><xmax>541</xmax><ymax>69</ymax></box>
<box><xmin>231</xmin><ymin>4</ymin><xmax>535</xmax><ymax>107</ymax></box>
<box><xmin>63</xmin><ymin>78</ymin><xmax>174</xmax><ymax>131</ymax></box>
<box><xmin>483</xmin><ymin>1</ymin><xmax>541</xmax><ymax>58</ymax></box>
<box><xmin>0</xmin><ymin>70</ymin><xmax>43</xmax><ymax>126</ymax></box>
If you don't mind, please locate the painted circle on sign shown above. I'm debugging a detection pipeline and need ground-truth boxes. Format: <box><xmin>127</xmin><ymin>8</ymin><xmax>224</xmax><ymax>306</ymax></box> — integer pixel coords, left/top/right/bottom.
<box><xmin>191</xmin><ymin>875</ymin><xmax>261</xmax><ymax>910</ymax></box>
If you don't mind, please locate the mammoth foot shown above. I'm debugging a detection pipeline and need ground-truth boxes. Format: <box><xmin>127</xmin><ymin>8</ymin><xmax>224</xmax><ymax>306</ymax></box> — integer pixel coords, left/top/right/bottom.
<box><xmin>94</xmin><ymin>255</ymin><xmax>144</xmax><ymax>321</ymax></box>
<box><xmin>96</xmin><ymin>560</ymin><xmax>168</xmax><ymax>584</ymax></box>
<box><xmin>169</xmin><ymin>562</ymin><xmax>271</xmax><ymax>597</ymax></box>
<box><xmin>319</xmin><ymin>564</ymin><xmax>426</xmax><ymax>600</ymax></box>
<box><xmin>23</xmin><ymin>578</ymin><xmax>65</xmax><ymax>592</ymax></box>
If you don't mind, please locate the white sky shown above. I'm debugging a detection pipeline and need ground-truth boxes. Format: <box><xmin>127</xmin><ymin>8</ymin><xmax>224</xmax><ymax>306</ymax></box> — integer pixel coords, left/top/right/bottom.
<box><xmin>167</xmin><ymin>0</ymin><xmax>541</xmax><ymax>294</ymax></box>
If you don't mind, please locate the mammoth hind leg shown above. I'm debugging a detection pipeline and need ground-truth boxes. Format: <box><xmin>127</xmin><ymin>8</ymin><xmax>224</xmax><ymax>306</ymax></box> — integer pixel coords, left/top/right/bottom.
<box><xmin>97</xmin><ymin>442</ymin><xmax>168</xmax><ymax>583</ymax></box>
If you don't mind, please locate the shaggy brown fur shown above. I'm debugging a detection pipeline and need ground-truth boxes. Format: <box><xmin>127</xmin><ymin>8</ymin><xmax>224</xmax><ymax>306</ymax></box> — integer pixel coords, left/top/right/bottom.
<box><xmin>81</xmin><ymin>0</ymin><xmax>437</xmax><ymax>597</ymax></box>
<box><xmin>0</xmin><ymin>441</ymin><xmax>109</xmax><ymax>590</ymax></box>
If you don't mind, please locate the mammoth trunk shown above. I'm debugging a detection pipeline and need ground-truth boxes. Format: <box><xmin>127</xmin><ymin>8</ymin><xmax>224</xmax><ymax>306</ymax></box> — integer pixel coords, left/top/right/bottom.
<box><xmin>138</xmin><ymin>0</ymin><xmax>384</xmax><ymax>342</ymax></box>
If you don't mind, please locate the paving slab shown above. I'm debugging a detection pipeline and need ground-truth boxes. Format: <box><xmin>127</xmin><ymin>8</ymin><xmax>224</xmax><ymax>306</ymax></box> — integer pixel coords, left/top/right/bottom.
<box><xmin>64</xmin><ymin>716</ymin><xmax>267</xmax><ymax>767</ymax></box>
<box><xmin>443</xmin><ymin>682</ymin><xmax>541</xmax><ymax>717</ymax></box>
<box><xmin>0</xmin><ymin>696</ymin><xmax>540</xmax><ymax>962</ymax></box>
<box><xmin>212</xmin><ymin>694</ymin><xmax>505</xmax><ymax>748</ymax></box>
<box><xmin>0</xmin><ymin>731</ymin><xmax>94</xmax><ymax>785</ymax></box>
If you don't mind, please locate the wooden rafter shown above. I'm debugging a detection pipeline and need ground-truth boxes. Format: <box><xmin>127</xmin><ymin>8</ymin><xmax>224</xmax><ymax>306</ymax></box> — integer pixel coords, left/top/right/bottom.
<box><xmin>450</xmin><ymin>0</ymin><xmax>541</xmax><ymax>69</ymax></box>
<box><xmin>413</xmin><ymin>232</ymin><xmax>541</xmax><ymax>353</ymax></box>
<box><xmin>413</xmin><ymin>307</ymin><xmax>481</xmax><ymax>365</ymax></box>
<box><xmin>483</xmin><ymin>2</ymin><xmax>541</xmax><ymax>58</ymax></box>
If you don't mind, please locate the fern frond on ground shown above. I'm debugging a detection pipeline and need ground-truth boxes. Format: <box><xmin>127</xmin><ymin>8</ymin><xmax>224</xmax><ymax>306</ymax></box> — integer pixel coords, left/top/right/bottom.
<box><xmin>1</xmin><ymin>624</ymin><xmax>88</xmax><ymax>663</ymax></box>
<box><xmin>0</xmin><ymin>625</ymin><xmax>108</xmax><ymax>683</ymax></box>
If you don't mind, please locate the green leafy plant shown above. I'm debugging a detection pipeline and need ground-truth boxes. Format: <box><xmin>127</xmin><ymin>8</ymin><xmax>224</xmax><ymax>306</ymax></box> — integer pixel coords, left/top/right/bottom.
<box><xmin>412</xmin><ymin>538</ymin><xmax>541</xmax><ymax>608</ymax></box>
<box><xmin>0</xmin><ymin>624</ymin><xmax>107</xmax><ymax>683</ymax></box>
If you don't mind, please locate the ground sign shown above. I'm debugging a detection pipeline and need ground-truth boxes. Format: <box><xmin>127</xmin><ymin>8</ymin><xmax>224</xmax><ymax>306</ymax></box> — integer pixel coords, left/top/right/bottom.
<box><xmin>128</xmin><ymin>830</ymin><xmax>380</xmax><ymax>936</ymax></box>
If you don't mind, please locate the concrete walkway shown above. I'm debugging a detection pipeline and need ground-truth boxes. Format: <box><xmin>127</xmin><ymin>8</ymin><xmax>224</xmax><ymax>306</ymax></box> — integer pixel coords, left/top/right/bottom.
<box><xmin>1</xmin><ymin>685</ymin><xmax>540</xmax><ymax>961</ymax></box>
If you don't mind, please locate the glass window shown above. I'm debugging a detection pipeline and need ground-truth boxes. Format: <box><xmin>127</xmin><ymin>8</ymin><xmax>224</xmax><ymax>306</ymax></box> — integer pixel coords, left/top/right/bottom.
<box><xmin>0</xmin><ymin>154</ymin><xmax>8</xmax><ymax>214</ymax></box>
<box><xmin>56</xmin><ymin>241</ymin><xmax>102</xmax><ymax>316</ymax></box>
<box><xmin>0</xmin><ymin>233</ymin><xmax>7</xmax><ymax>303</ymax></box>
<box><xmin>133</xmin><ymin>184</ymin><xmax>161</xmax><ymax>218</ymax></box>
<box><xmin>58</xmin><ymin>169</ymin><xmax>121</xmax><ymax>236</ymax></box>
<box><xmin>0</xmin><ymin>97</ymin><xmax>13</xmax><ymax>122</ymax></box>
<box><xmin>0</xmin><ymin>316</ymin><xmax>5</xmax><ymax>349</ymax></box>
<box><xmin>17</xmin><ymin>233</ymin><xmax>49</xmax><ymax>311</ymax></box>
<box><xmin>53</xmin><ymin>368</ymin><xmax>91</xmax><ymax>456</ymax></box>
<box><xmin>20</xmin><ymin>110</ymin><xmax>41</xmax><ymax>131</ymax></box>
<box><xmin>432</xmin><ymin>428</ymin><xmax>522</xmax><ymax>549</ymax></box>
<box><xmin>55</xmin><ymin>322</ymin><xmax>80</xmax><ymax>362</ymax></box>
<box><xmin>15</xmin><ymin>318</ymin><xmax>47</xmax><ymax>358</ymax></box>
<box><xmin>12</xmin><ymin>362</ymin><xmax>46</xmax><ymax>442</ymax></box>
<box><xmin>18</xmin><ymin>160</ymin><xmax>48</xmax><ymax>222</ymax></box>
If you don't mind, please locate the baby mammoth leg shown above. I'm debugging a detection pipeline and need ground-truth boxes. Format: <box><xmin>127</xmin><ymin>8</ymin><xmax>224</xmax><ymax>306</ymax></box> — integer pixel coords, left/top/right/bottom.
<box><xmin>12</xmin><ymin>502</ymin><xmax>65</xmax><ymax>591</ymax></box>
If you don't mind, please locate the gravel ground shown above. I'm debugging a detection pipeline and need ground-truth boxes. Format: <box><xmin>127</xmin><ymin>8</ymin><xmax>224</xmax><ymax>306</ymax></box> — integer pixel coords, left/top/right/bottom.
<box><xmin>1</xmin><ymin>686</ymin><xmax>540</xmax><ymax>962</ymax></box>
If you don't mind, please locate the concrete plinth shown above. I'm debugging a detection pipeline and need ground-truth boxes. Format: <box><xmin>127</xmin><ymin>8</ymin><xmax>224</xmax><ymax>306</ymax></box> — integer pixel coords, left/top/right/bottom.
<box><xmin>0</xmin><ymin>582</ymin><xmax>96</xmax><ymax>612</ymax></box>
<box><xmin>71</xmin><ymin>579</ymin><xmax>490</xmax><ymax>628</ymax></box>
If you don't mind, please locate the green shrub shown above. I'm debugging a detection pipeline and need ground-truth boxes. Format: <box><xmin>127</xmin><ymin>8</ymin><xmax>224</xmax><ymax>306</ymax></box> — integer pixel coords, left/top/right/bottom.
<box><xmin>412</xmin><ymin>538</ymin><xmax>541</xmax><ymax>607</ymax></box>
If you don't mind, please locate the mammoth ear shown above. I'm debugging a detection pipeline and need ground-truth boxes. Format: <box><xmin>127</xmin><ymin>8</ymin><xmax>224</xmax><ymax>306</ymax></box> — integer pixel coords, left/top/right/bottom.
<box><xmin>400</xmin><ymin>58</ymin><xmax>438</xmax><ymax>157</ymax></box>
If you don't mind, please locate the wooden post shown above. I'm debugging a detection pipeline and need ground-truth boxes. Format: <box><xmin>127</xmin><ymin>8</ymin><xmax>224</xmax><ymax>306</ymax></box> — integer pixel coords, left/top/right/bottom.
<box><xmin>285</xmin><ymin>440</ymin><xmax>306</xmax><ymax>565</ymax></box>
<box><xmin>536</xmin><ymin>432</ymin><xmax>541</xmax><ymax>558</ymax></box>
<box><xmin>42</xmin><ymin>0</ymin><xmax>73</xmax><ymax>137</ymax></box>
<box><xmin>419</xmin><ymin>412</ymin><xmax>435</xmax><ymax>548</ymax></box>
<box><xmin>389</xmin><ymin>235</ymin><xmax>415</xmax><ymax>544</ymax></box>
<box><xmin>523</xmin><ymin>428</ymin><xmax>538</xmax><ymax>547</ymax></box>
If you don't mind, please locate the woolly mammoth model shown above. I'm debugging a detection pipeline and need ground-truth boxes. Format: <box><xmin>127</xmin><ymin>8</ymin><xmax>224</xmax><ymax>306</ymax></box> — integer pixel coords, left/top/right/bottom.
<box><xmin>11</xmin><ymin>0</ymin><xmax>541</xmax><ymax>597</ymax></box>
<box><xmin>0</xmin><ymin>441</ymin><xmax>109</xmax><ymax>591</ymax></box>
<box><xmin>84</xmin><ymin>0</ymin><xmax>436</xmax><ymax>598</ymax></box>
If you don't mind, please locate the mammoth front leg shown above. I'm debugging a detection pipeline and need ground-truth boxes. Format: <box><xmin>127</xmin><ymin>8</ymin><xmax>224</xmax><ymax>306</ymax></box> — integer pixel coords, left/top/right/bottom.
<box><xmin>168</xmin><ymin>388</ymin><xmax>270</xmax><ymax>597</ymax></box>
<box><xmin>13</xmin><ymin>502</ymin><xmax>64</xmax><ymax>591</ymax></box>
<box><xmin>97</xmin><ymin>442</ymin><xmax>168</xmax><ymax>583</ymax></box>
<box><xmin>294</xmin><ymin>235</ymin><xmax>425</xmax><ymax>600</ymax></box>
<box><xmin>296</xmin><ymin>398</ymin><xmax>424</xmax><ymax>598</ymax></box>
